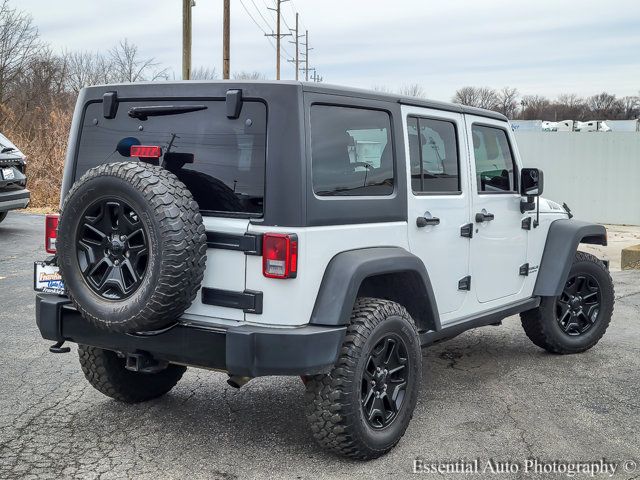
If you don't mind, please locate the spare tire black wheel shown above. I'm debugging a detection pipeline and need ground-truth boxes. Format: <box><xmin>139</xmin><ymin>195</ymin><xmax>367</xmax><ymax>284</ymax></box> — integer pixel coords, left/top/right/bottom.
<box><xmin>57</xmin><ymin>162</ymin><xmax>207</xmax><ymax>333</ymax></box>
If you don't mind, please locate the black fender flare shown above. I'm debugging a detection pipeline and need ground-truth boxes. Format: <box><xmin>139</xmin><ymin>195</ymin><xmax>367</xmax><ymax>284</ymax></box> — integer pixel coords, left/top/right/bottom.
<box><xmin>309</xmin><ymin>247</ymin><xmax>440</xmax><ymax>329</ymax></box>
<box><xmin>533</xmin><ymin>219</ymin><xmax>607</xmax><ymax>297</ymax></box>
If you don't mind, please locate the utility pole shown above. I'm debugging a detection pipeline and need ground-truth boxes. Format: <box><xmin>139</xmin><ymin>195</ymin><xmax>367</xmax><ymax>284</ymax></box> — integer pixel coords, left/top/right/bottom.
<box><xmin>293</xmin><ymin>13</ymin><xmax>299</xmax><ymax>80</ymax></box>
<box><xmin>223</xmin><ymin>0</ymin><xmax>230</xmax><ymax>79</ymax></box>
<box><xmin>311</xmin><ymin>69</ymin><xmax>323</xmax><ymax>83</ymax></box>
<box><xmin>182</xmin><ymin>0</ymin><xmax>193</xmax><ymax>80</ymax></box>
<box><xmin>298</xmin><ymin>30</ymin><xmax>313</xmax><ymax>81</ymax></box>
<box><xmin>287</xmin><ymin>13</ymin><xmax>303</xmax><ymax>80</ymax></box>
<box><xmin>265</xmin><ymin>0</ymin><xmax>290</xmax><ymax>80</ymax></box>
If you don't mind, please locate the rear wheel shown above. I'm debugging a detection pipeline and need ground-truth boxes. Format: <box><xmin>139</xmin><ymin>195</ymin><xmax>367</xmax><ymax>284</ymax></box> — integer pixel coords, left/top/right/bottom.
<box><xmin>78</xmin><ymin>345</ymin><xmax>186</xmax><ymax>403</ymax></box>
<box><xmin>521</xmin><ymin>252</ymin><xmax>614</xmax><ymax>354</ymax></box>
<box><xmin>304</xmin><ymin>298</ymin><xmax>422</xmax><ymax>459</ymax></box>
<box><xmin>0</xmin><ymin>211</ymin><xmax>7</xmax><ymax>223</ymax></box>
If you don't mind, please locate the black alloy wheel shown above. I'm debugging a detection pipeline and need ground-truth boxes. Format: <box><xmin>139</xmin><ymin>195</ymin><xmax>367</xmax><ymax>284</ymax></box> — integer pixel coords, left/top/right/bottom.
<box><xmin>76</xmin><ymin>198</ymin><xmax>149</xmax><ymax>300</ymax></box>
<box><xmin>556</xmin><ymin>273</ymin><xmax>602</xmax><ymax>336</ymax></box>
<box><xmin>361</xmin><ymin>334</ymin><xmax>409</xmax><ymax>429</ymax></box>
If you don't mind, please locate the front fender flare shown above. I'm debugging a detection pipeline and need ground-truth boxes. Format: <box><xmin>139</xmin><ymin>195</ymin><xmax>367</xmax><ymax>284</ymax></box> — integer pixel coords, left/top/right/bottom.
<box><xmin>533</xmin><ymin>219</ymin><xmax>607</xmax><ymax>297</ymax></box>
<box><xmin>309</xmin><ymin>247</ymin><xmax>440</xmax><ymax>329</ymax></box>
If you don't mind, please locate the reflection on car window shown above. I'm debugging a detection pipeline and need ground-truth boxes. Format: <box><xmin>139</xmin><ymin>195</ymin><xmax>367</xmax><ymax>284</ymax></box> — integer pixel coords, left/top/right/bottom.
<box><xmin>407</xmin><ymin>117</ymin><xmax>460</xmax><ymax>193</ymax></box>
<box><xmin>76</xmin><ymin>100</ymin><xmax>266</xmax><ymax>216</ymax></box>
<box><xmin>311</xmin><ymin>105</ymin><xmax>394</xmax><ymax>196</ymax></box>
<box><xmin>472</xmin><ymin>125</ymin><xmax>516</xmax><ymax>193</ymax></box>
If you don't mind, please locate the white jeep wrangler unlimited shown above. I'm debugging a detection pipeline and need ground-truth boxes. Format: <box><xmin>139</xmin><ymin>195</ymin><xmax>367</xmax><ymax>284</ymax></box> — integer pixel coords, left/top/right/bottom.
<box><xmin>35</xmin><ymin>81</ymin><xmax>614</xmax><ymax>459</ymax></box>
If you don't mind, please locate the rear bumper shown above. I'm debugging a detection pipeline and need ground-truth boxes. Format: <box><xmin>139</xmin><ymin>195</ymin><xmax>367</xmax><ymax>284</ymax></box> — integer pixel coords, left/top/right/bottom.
<box><xmin>35</xmin><ymin>293</ymin><xmax>346</xmax><ymax>377</ymax></box>
<box><xmin>0</xmin><ymin>188</ymin><xmax>30</xmax><ymax>212</ymax></box>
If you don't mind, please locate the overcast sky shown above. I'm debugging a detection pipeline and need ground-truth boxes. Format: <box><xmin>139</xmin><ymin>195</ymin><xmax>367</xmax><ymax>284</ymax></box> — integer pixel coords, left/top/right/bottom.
<box><xmin>16</xmin><ymin>0</ymin><xmax>640</xmax><ymax>101</ymax></box>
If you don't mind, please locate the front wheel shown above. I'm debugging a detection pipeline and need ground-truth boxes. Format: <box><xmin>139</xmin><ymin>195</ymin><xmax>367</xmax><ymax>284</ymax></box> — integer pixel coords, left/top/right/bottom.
<box><xmin>304</xmin><ymin>298</ymin><xmax>422</xmax><ymax>460</ymax></box>
<box><xmin>0</xmin><ymin>211</ymin><xmax>7</xmax><ymax>224</ymax></box>
<box><xmin>521</xmin><ymin>251</ymin><xmax>614</xmax><ymax>354</ymax></box>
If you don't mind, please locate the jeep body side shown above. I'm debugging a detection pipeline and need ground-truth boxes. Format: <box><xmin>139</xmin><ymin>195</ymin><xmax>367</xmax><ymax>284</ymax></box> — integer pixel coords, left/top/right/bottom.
<box><xmin>35</xmin><ymin>81</ymin><xmax>613</xmax><ymax>458</ymax></box>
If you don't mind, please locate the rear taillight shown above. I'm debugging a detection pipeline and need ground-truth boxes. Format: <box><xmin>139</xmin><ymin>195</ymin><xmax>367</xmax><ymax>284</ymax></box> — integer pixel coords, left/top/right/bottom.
<box><xmin>130</xmin><ymin>145</ymin><xmax>162</xmax><ymax>159</ymax></box>
<box><xmin>45</xmin><ymin>214</ymin><xmax>59</xmax><ymax>254</ymax></box>
<box><xmin>263</xmin><ymin>233</ymin><xmax>298</xmax><ymax>279</ymax></box>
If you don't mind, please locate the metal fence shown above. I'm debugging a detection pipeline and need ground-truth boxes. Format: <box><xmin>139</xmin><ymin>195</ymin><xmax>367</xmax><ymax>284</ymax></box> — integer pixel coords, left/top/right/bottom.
<box><xmin>514</xmin><ymin>132</ymin><xmax>640</xmax><ymax>225</ymax></box>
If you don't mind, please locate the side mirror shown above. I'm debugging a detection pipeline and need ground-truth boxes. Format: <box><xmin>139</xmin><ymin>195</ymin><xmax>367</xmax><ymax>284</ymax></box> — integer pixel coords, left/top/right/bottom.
<box><xmin>520</xmin><ymin>168</ymin><xmax>544</xmax><ymax>197</ymax></box>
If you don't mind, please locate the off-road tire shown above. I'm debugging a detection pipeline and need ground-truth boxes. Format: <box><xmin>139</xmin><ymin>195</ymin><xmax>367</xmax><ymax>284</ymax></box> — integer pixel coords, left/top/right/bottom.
<box><xmin>304</xmin><ymin>298</ymin><xmax>422</xmax><ymax>460</ymax></box>
<box><xmin>0</xmin><ymin>211</ymin><xmax>7</xmax><ymax>224</ymax></box>
<box><xmin>521</xmin><ymin>251</ymin><xmax>614</xmax><ymax>354</ymax></box>
<box><xmin>58</xmin><ymin>162</ymin><xmax>207</xmax><ymax>333</ymax></box>
<box><xmin>78</xmin><ymin>345</ymin><xmax>186</xmax><ymax>403</ymax></box>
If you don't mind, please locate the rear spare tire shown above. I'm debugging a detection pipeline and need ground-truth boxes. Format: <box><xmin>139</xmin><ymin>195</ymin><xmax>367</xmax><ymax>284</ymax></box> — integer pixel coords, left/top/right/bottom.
<box><xmin>57</xmin><ymin>162</ymin><xmax>207</xmax><ymax>333</ymax></box>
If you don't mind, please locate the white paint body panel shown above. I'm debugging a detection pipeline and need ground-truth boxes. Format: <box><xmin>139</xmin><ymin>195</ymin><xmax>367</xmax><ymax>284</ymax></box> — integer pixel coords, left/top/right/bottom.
<box><xmin>187</xmin><ymin>107</ymin><xmax>568</xmax><ymax>330</ymax></box>
<box><xmin>183</xmin><ymin>216</ymin><xmax>248</xmax><ymax>322</ymax></box>
<box><xmin>245</xmin><ymin>222</ymin><xmax>409</xmax><ymax>327</ymax></box>
<box><xmin>401</xmin><ymin>106</ymin><xmax>471</xmax><ymax>317</ymax></box>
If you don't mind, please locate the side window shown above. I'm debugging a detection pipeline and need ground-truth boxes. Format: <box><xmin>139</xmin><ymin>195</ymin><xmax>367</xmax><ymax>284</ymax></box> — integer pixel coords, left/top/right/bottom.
<box><xmin>407</xmin><ymin>116</ymin><xmax>460</xmax><ymax>193</ymax></box>
<box><xmin>472</xmin><ymin>125</ymin><xmax>516</xmax><ymax>193</ymax></box>
<box><xmin>311</xmin><ymin>105</ymin><xmax>394</xmax><ymax>196</ymax></box>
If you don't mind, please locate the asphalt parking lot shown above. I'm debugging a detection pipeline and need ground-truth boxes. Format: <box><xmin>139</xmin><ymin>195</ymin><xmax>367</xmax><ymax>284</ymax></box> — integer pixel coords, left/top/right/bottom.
<box><xmin>1</xmin><ymin>212</ymin><xmax>639</xmax><ymax>479</ymax></box>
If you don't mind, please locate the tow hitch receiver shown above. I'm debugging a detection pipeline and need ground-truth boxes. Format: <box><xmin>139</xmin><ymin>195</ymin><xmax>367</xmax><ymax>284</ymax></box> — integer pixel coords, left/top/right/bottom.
<box><xmin>125</xmin><ymin>352</ymin><xmax>168</xmax><ymax>373</ymax></box>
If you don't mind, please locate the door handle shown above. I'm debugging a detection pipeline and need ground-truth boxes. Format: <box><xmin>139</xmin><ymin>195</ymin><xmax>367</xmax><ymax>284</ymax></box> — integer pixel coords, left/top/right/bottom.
<box><xmin>416</xmin><ymin>216</ymin><xmax>440</xmax><ymax>227</ymax></box>
<box><xmin>475</xmin><ymin>212</ymin><xmax>495</xmax><ymax>223</ymax></box>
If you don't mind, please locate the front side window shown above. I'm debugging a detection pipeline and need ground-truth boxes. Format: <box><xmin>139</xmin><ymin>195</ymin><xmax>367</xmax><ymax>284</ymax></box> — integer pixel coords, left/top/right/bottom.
<box><xmin>311</xmin><ymin>105</ymin><xmax>394</xmax><ymax>196</ymax></box>
<box><xmin>471</xmin><ymin>125</ymin><xmax>516</xmax><ymax>193</ymax></box>
<box><xmin>407</xmin><ymin>116</ymin><xmax>460</xmax><ymax>193</ymax></box>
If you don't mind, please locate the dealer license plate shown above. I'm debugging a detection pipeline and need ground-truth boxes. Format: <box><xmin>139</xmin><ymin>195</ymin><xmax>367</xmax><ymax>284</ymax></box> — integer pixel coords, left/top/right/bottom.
<box><xmin>1</xmin><ymin>168</ymin><xmax>14</xmax><ymax>180</ymax></box>
<box><xmin>34</xmin><ymin>262</ymin><xmax>65</xmax><ymax>294</ymax></box>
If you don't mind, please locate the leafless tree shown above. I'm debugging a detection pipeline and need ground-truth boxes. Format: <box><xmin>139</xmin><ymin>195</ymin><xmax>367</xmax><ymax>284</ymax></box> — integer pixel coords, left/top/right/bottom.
<box><xmin>553</xmin><ymin>93</ymin><xmax>587</xmax><ymax>120</ymax></box>
<box><xmin>495</xmin><ymin>87</ymin><xmax>519</xmax><ymax>118</ymax></box>
<box><xmin>232</xmin><ymin>71</ymin><xmax>267</xmax><ymax>80</ymax></box>
<box><xmin>620</xmin><ymin>95</ymin><xmax>639</xmax><ymax>120</ymax></box>
<box><xmin>108</xmin><ymin>38</ymin><xmax>168</xmax><ymax>83</ymax></box>
<box><xmin>587</xmin><ymin>92</ymin><xmax>623</xmax><ymax>119</ymax></box>
<box><xmin>0</xmin><ymin>0</ymin><xmax>43</xmax><ymax>103</ymax></box>
<box><xmin>452</xmin><ymin>86</ymin><xmax>480</xmax><ymax>106</ymax></box>
<box><xmin>371</xmin><ymin>85</ymin><xmax>393</xmax><ymax>94</ymax></box>
<box><xmin>64</xmin><ymin>50</ymin><xmax>111</xmax><ymax>92</ymax></box>
<box><xmin>519</xmin><ymin>95</ymin><xmax>551</xmax><ymax>120</ymax></box>
<box><xmin>398</xmin><ymin>84</ymin><xmax>426</xmax><ymax>98</ymax></box>
<box><xmin>190</xmin><ymin>66</ymin><xmax>218</xmax><ymax>80</ymax></box>
<box><xmin>452</xmin><ymin>86</ymin><xmax>498</xmax><ymax>110</ymax></box>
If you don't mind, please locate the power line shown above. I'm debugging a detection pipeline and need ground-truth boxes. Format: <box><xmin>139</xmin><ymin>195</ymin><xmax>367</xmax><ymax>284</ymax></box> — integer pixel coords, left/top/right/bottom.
<box><xmin>238</xmin><ymin>0</ymin><xmax>269</xmax><ymax>36</ymax></box>
<box><xmin>249</xmin><ymin>0</ymin><xmax>272</xmax><ymax>31</ymax></box>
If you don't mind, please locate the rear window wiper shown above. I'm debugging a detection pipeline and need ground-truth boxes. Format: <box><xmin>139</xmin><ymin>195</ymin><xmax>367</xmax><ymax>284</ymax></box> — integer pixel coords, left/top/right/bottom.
<box><xmin>1</xmin><ymin>147</ymin><xmax>15</xmax><ymax>153</ymax></box>
<box><xmin>128</xmin><ymin>105</ymin><xmax>207</xmax><ymax>120</ymax></box>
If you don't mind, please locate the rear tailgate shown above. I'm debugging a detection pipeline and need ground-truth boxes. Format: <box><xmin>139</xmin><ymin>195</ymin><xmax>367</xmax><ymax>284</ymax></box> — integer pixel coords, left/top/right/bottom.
<box><xmin>73</xmin><ymin>97</ymin><xmax>267</xmax><ymax>323</ymax></box>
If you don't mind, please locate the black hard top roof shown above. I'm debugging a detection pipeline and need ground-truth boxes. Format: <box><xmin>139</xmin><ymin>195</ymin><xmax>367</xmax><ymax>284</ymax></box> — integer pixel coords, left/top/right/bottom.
<box><xmin>83</xmin><ymin>80</ymin><xmax>508</xmax><ymax>122</ymax></box>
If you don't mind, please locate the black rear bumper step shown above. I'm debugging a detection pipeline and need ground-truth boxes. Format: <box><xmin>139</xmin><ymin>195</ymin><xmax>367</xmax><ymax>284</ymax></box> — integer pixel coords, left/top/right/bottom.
<box><xmin>35</xmin><ymin>293</ymin><xmax>345</xmax><ymax>377</ymax></box>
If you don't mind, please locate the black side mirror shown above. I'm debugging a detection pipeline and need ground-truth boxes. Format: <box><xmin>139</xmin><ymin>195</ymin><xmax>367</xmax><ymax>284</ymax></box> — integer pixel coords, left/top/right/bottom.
<box><xmin>520</xmin><ymin>168</ymin><xmax>544</xmax><ymax>197</ymax></box>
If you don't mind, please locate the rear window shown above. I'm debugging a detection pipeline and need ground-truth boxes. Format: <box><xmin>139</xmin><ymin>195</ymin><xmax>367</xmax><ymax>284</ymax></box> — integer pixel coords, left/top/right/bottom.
<box><xmin>310</xmin><ymin>105</ymin><xmax>394</xmax><ymax>196</ymax></box>
<box><xmin>76</xmin><ymin>99</ymin><xmax>267</xmax><ymax>216</ymax></box>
